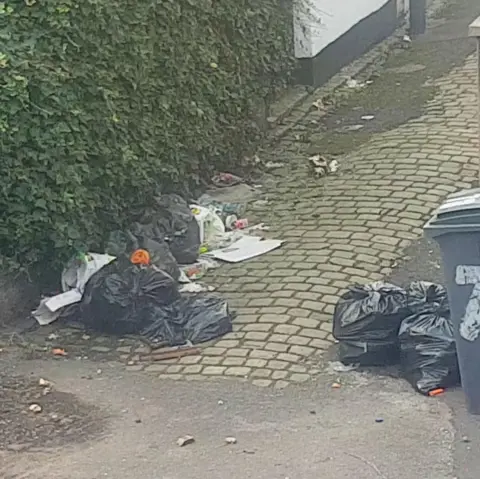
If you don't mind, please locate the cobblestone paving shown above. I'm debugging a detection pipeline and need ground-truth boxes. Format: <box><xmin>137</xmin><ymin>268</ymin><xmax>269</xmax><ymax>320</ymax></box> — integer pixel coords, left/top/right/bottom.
<box><xmin>121</xmin><ymin>54</ymin><xmax>478</xmax><ymax>387</ymax></box>
<box><xmin>16</xmin><ymin>54</ymin><xmax>478</xmax><ymax>388</ymax></box>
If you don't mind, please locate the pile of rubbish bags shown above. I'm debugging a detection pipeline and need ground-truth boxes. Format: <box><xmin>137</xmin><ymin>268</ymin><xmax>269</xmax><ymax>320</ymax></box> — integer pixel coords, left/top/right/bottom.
<box><xmin>333</xmin><ymin>281</ymin><xmax>460</xmax><ymax>395</ymax></box>
<box><xmin>78</xmin><ymin>259</ymin><xmax>234</xmax><ymax>346</ymax></box>
<box><xmin>32</xmin><ymin>192</ymin><xmax>259</xmax><ymax>346</ymax></box>
<box><xmin>32</xmin><ymin>188</ymin><xmax>283</xmax><ymax>346</ymax></box>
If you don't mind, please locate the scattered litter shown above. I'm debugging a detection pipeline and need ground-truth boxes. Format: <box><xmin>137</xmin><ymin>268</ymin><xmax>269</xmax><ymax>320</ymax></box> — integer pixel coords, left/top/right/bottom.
<box><xmin>365</xmin><ymin>80</ymin><xmax>374</xmax><ymax>85</ymax></box>
<box><xmin>218</xmin><ymin>400</ymin><xmax>224</xmax><ymax>405</ymax></box>
<box><xmin>179</xmin><ymin>283</ymin><xmax>214</xmax><ymax>293</ymax></box>
<box><xmin>308</xmin><ymin>155</ymin><xmax>340</xmax><ymax>178</ymax></box>
<box><xmin>190</xmin><ymin>204</ymin><xmax>225</xmax><ymax>246</ymax></box>
<box><xmin>245</xmin><ymin>223</ymin><xmax>269</xmax><ymax>233</ymax></box>
<box><xmin>329</xmin><ymin>159</ymin><xmax>340</xmax><ymax>174</ymax></box>
<box><xmin>333</xmin><ymin>282</ymin><xmax>409</xmax><ymax>366</ymax></box>
<box><xmin>197</xmin><ymin>193</ymin><xmax>247</xmax><ymax>218</ymax></box>
<box><xmin>428</xmin><ymin>388</ymin><xmax>445</xmax><ymax>397</ymax></box>
<box><xmin>52</xmin><ymin>348</ymin><xmax>67</xmax><ymax>356</ymax></box>
<box><xmin>361</xmin><ymin>115</ymin><xmax>375</xmax><ymax>121</ymax></box>
<box><xmin>38</xmin><ymin>378</ymin><xmax>52</xmax><ymax>387</ymax></box>
<box><xmin>82</xmin><ymin>334</ymin><xmax>91</xmax><ymax>340</ymax></box>
<box><xmin>403</xmin><ymin>34</ymin><xmax>412</xmax><ymax>43</ymax></box>
<box><xmin>225</xmin><ymin>437</ymin><xmax>237</xmax><ymax>445</ymax></box>
<box><xmin>212</xmin><ymin>172</ymin><xmax>243</xmax><ymax>188</ymax></box>
<box><xmin>462</xmin><ymin>436</ymin><xmax>471</xmax><ymax>443</ymax></box>
<box><xmin>399</xmin><ymin>282</ymin><xmax>459</xmax><ymax>395</ymax></box>
<box><xmin>331</xmin><ymin>382</ymin><xmax>342</xmax><ymax>389</ymax></box>
<box><xmin>180</xmin><ymin>257</ymin><xmax>219</xmax><ymax>281</ymax></box>
<box><xmin>342</xmin><ymin>124</ymin><xmax>364</xmax><ymax>132</ymax></box>
<box><xmin>234</xmin><ymin>218</ymin><xmax>249</xmax><ymax>230</ymax></box>
<box><xmin>208</xmin><ymin>236</ymin><xmax>283</xmax><ymax>263</ymax></box>
<box><xmin>327</xmin><ymin>361</ymin><xmax>358</xmax><ymax>373</ymax></box>
<box><xmin>176</xmin><ymin>435</ymin><xmax>195</xmax><ymax>447</ymax></box>
<box><xmin>312</xmin><ymin>98</ymin><xmax>325</xmax><ymax>110</ymax></box>
<box><xmin>47</xmin><ymin>333</ymin><xmax>59</xmax><ymax>341</ymax></box>
<box><xmin>265</xmin><ymin>161</ymin><xmax>284</xmax><ymax>169</ymax></box>
<box><xmin>346</xmin><ymin>78</ymin><xmax>365</xmax><ymax>89</ymax></box>
<box><xmin>29</xmin><ymin>404</ymin><xmax>42</xmax><ymax>414</ymax></box>
<box><xmin>375</xmin><ymin>418</ymin><xmax>384</xmax><ymax>423</ymax></box>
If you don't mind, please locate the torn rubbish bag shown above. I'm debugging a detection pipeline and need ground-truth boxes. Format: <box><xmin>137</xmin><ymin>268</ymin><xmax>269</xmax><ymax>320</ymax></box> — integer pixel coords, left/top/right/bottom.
<box><xmin>32</xmin><ymin>252</ymin><xmax>115</xmax><ymax>325</ymax></box>
<box><xmin>106</xmin><ymin>230</ymin><xmax>180</xmax><ymax>280</ymax></box>
<box><xmin>140</xmin><ymin>294</ymin><xmax>234</xmax><ymax>346</ymax></box>
<box><xmin>333</xmin><ymin>282</ymin><xmax>409</xmax><ymax>365</ymax></box>
<box><xmin>399</xmin><ymin>281</ymin><xmax>460</xmax><ymax>395</ymax></box>
<box><xmin>152</xmin><ymin>194</ymin><xmax>201</xmax><ymax>264</ymax></box>
<box><xmin>79</xmin><ymin>260</ymin><xmax>180</xmax><ymax>336</ymax></box>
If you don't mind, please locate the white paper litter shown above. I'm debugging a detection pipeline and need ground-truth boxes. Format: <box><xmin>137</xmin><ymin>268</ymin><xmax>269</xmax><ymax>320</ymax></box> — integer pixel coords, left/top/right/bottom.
<box><xmin>33</xmin><ymin>252</ymin><xmax>115</xmax><ymax>325</ymax></box>
<box><xmin>208</xmin><ymin>236</ymin><xmax>283</xmax><ymax>263</ymax></box>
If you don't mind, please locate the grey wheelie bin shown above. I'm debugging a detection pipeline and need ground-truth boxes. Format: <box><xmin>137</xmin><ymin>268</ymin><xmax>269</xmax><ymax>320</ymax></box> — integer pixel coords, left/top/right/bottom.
<box><xmin>425</xmin><ymin>189</ymin><xmax>480</xmax><ymax>414</ymax></box>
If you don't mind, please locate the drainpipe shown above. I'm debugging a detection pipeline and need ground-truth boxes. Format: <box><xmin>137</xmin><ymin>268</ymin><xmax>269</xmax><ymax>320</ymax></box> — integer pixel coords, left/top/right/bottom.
<box><xmin>410</xmin><ymin>0</ymin><xmax>426</xmax><ymax>37</ymax></box>
<box><xmin>470</xmin><ymin>17</ymin><xmax>480</xmax><ymax>186</ymax></box>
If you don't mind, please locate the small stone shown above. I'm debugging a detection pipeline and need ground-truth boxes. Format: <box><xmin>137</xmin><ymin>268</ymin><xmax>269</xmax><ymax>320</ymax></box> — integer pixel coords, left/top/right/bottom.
<box><xmin>332</xmin><ymin>382</ymin><xmax>341</xmax><ymax>389</ymax></box>
<box><xmin>29</xmin><ymin>404</ymin><xmax>42</xmax><ymax>413</ymax></box>
<box><xmin>225</xmin><ymin>437</ymin><xmax>237</xmax><ymax>445</ymax></box>
<box><xmin>38</xmin><ymin>378</ymin><xmax>52</xmax><ymax>387</ymax></box>
<box><xmin>177</xmin><ymin>435</ymin><xmax>195</xmax><ymax>447</ymax></box>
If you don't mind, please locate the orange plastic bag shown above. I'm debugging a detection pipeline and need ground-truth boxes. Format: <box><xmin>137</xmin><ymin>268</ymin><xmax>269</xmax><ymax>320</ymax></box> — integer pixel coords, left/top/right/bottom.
<box><xmin>130</xmin><ymin>249</ymin><xmax>151</xmax><ymax>265</ymax></box>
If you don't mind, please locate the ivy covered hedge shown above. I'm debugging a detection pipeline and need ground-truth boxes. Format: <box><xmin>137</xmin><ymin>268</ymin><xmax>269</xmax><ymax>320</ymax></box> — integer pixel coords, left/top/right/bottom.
<box><xmin>0</xmin><ymin>0</ymin><xmax>294</xmax><ymax>271</ymax></box>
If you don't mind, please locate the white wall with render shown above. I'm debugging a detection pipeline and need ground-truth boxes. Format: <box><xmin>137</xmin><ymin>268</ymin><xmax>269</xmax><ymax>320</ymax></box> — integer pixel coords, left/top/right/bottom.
<box><xmin>294</xmin><ymin>0</ymin><xmax>395</xmax><ymax>59</ymax></box>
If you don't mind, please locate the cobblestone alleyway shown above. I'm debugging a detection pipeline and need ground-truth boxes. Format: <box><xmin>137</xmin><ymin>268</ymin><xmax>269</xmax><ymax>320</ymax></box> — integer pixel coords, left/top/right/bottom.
<box><xmin>131</xmin><ymin>50</ymin><xmax>478</xmax><ymax>386</ymax></box>
<box><xmin>8</xmin><ymin>10</ymin><xmax>480</xmax><ymax>390</ymax></box>
<box><xmin>188</xmin><ymin>53</ymin><xmax>477</xmax><ymax>378</ymax></box>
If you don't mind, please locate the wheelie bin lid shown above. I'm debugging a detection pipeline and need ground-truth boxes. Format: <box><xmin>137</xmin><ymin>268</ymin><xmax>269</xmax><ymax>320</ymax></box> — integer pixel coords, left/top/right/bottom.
<box><xmin>424</xmin><ymin>189</ymin><xmax>480</xmax><ymax>238</ymax></box>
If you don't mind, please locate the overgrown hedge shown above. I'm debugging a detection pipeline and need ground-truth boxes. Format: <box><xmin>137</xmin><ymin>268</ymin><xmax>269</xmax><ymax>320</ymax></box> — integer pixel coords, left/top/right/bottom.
<box><xmin>0</xmin><ymin>0</ymin><xmax>294</xmax><ymax>271</ymax></box>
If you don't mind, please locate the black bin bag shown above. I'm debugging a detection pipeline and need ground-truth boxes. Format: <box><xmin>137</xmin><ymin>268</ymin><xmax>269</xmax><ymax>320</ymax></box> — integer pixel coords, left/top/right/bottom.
<box><xmin>78</xmin><ymin>260</ymin><xmax>233</xmax><ymax>347</ymax></box>
<box><xmin>106</xmin><ymin>230</ymin><xmax>180</xmax><ymax>280</ymax></box>
<box><xmin>79</xmin><ymin>260</ymin><xmax>180</xmax><ymax>336</ymax></box>
<box><xmin>140</xmin><ymin>294</ymin><xmax>234</xmax><ymax>346</ymax></box>
<box><xmin>399</xmin><ymin>281</ymin><xmax>460</xmax><ymax>395</ymax></box>
<box><xmin>333</xmin><ymin>282</ymin><xmax>409</xmax><ymax>366</ymax></box>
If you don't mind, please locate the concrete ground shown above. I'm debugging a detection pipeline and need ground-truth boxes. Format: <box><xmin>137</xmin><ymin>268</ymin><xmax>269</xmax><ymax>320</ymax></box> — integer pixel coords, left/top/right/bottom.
<box><xmin>2</xmin><ymin>0</ymin><xmax>480</xmax><ymax>477</ymax></box>
<box><xmin>0</xmin><ymin>357</ymin><xmax>455</xmax><ymax>479</ymax></box>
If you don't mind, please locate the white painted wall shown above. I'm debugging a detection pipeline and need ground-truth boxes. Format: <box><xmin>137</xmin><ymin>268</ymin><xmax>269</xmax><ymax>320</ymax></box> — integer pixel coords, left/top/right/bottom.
<box><xmin>294</xmin><ymin>0</ymin><xmax>394</xmax><ymax>58</ymax></box>
<box><xmin>397</xmin><ymin>0</ymin><xmax>409</xmax><ymax>17</ymax></box>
